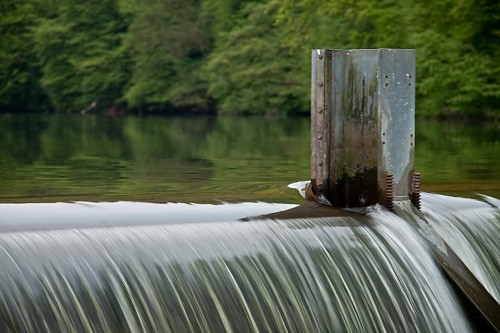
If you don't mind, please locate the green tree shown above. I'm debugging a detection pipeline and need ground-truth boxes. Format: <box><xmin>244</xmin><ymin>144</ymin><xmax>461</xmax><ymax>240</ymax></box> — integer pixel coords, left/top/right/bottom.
<box><xmin>124</xmin><ymin>0</ymin><xmax>211</xmax><ymax>111</ymax></box>
<box><xmin>201</xmin><ymin>0</ymin><xmax>250</xmax><ymax>40</ymax></box>
<box><xmin>0</xmin><ymin>0</ymin><xmax>48</xmax><ymax>112</ymax></box>
<box><xmin>413</xmin><ymin>0</ymin><xmax>500</xmax><ymax>116</ymax></box>
<box><xmin>34</xmin><ymin>0</ymin><xmax>131</xmax><ymax>113</ymax></box>
<box><xmin>205</xmin><ymin>1</ymin><xmax>306</xmax><ymax>114</ymax></box>
<box><xmin>276</xmin><ymin>0</ymin><xmax>500</xmax><ymax>117</ymax></box>
<box><xmin>1</xmin><ymin>0</ymin><xmax>499</xmax><ymax>117</ymax></box>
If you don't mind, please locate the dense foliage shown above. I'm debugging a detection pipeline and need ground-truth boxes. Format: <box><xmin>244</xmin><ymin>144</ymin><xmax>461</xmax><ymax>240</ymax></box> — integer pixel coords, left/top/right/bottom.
<box><xmin>1</xmin><ymin>0</ymin><xmax>499</xmax><ymax>117</ymax></box>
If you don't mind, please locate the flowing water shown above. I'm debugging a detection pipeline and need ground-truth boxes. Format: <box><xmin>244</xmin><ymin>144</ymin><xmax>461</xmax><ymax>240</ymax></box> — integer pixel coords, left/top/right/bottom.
<box><xmin>0</xmin><ymin>114</ymin><xmax>498</xmax><ymax>331</ymax></box>
<box><xmin>0</xmin><ymin>206</ymin><xmax>473</xmax><ymax>333</ymax></box>
<box><xmin>421</xmin><ymin>193</ymin><xmax>500</xmax><ymax>304</ymax></box>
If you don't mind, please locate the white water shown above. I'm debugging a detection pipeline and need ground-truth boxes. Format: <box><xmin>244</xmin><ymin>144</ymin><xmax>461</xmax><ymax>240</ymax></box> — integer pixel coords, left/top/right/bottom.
<box><xmin>422</xmin><ymin>193</ymin><xmax>500</xmax><ymax>304</ymax></box>
<box><xmin>0</xmin><ymin>201</ymin><xmax>296</xmax><ymax>232</ymax></box>
<box><xmin>0</xmin><ymin>206</ymin><xmax>471</xmax><ymax>332</ymax></box>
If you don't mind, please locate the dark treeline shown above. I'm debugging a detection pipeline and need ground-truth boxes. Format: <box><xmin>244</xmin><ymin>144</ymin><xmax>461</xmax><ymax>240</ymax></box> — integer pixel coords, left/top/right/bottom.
<box><xmin>1</xmin><ymin>0</ymin><xmax>499</xmax><ymax>117</ymax></box>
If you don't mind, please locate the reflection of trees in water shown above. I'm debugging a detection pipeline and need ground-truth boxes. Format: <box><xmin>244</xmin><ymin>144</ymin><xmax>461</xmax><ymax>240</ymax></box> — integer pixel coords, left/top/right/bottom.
<box><xmin>0</xmin><ymin>115</ymin><xmax>497</xmax><ymax>201</ymax></box>
<box><xmin>0</xmin><ymin>115</ymin><xmax>310</xmax><ymax>201</ymax></box>
<box><xmin>0</xmin><ymin>115</ymin><xmax>48</xmax><ymax>165</ymax></box>
<box><xmin>415</xmin><ymin>120</ymin><xmax>499</xmax><ymax>187</ymax></box>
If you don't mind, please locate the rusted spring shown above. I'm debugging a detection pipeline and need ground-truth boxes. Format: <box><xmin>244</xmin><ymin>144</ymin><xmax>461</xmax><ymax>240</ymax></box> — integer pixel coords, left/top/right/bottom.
<box><xmin>384</xmin><ymin>172</ymin><xmax>394</xmax><ymax>211</ymax></box>
<box><xmin>411</xmin><ymin>172</ymin><xmax>421</xmax><ymax>210</ymax></box>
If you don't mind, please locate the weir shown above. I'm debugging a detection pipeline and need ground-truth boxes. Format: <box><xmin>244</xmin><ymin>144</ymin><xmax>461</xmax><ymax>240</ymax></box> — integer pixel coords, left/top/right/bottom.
<box><xmin>0</xmin><ymin>210</ymin><xmax>475</xmax><ymax>332</ymax></box>
<box><xmin>0</xmin><ymin>49</ymin><xmax>498</xmax><ymax>332</ymax></box>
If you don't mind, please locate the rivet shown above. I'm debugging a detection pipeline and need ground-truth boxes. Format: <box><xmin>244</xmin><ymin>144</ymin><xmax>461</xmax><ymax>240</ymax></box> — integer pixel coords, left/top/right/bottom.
<box><xmin>318</xmin><ymin>82</ymin><xmax>323</xmax><ymax>87</ymax></box>
<box><xmin>318</xmin><ymin>135</ymin><xmax>323</xmax><ymax>140</ymax></box>
<box><xmin>318</xmin><ymin>108</ymin><xmax>323</xmax><ymax>113</ymax></box>
<box><xmin>318</xmin><ymin>161</ymin><xmax>323</xmax><ymax>166</ymax></box>
<box><xmin>318</xmin><ymin>54</ymin><xmax>323</xmax><ymax>60</ymax></box>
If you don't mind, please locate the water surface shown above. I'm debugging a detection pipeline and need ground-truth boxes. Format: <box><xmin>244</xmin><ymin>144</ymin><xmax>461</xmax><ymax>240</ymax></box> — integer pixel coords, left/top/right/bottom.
<box><xmin>0</xmin><ymin>114</ymin><xmax>498</xmax><ymax>203</ymax></box>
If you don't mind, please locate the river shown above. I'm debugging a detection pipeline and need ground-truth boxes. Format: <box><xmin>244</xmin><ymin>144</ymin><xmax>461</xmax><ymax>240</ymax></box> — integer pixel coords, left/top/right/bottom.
<box><xmin>0</xmin><ymin>114</ymin><xmax>498</xmax><ymax>203</ymax></box>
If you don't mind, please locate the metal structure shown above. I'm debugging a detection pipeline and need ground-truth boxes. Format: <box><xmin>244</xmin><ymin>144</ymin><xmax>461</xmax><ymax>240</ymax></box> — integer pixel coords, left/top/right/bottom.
<box><xmin>310</xmin><ymin>49</ymin><xmax>500</xmax><ymax>332</ymax></box>
<box><xmin>311</xmin><ymin>49</ymin><xmax>419</xmax><ymax>209</ymax></box>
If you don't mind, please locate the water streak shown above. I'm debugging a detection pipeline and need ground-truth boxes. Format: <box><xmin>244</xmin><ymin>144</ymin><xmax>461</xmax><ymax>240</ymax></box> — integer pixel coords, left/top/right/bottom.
<box><xmin>0</xmin><ymin>209</ymin><xmax>471</xmax><ymax>332</ymax></box>
<box><xmin>422</xmin><ymin>194</ymin><xmax>500</xmax><ymax>303</ymax></box>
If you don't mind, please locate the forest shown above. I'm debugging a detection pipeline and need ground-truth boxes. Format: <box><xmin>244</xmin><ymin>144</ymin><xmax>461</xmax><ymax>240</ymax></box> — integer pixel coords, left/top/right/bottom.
<box><xmin>1</xmin><ymin>0</ymin><xmax>499</xmax><ymax>117</ymax></box>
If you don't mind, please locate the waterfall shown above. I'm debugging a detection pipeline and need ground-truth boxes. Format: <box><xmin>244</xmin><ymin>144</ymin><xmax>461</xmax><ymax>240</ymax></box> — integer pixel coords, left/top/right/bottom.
<box><xmin>0</xmin><ymin>205</ymin><xmax>472</xmax><ymax>332</ymax></box>
<box><xmin>422</xmin><ymin>193</ymin><xmax>500</xmax><ymax>304</ymax></box>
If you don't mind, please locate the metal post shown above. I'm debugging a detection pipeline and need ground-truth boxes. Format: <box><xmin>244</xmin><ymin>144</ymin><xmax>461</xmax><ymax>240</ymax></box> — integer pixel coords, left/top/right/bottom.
<box><xmin>311</xmin><ymin>49</ymin><xmax>417</xmax><ymax>208</ymax></box>
<box><xmin>311</xmin><ymin>49</ymin><xmax>331</xmax><ymax>199</ymax></box>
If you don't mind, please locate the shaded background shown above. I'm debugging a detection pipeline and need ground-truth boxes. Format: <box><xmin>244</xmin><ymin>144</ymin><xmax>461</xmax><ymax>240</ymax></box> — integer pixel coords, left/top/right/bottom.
<box><xmin>1</xmin><ymin>0</ymin><xmax>499</xmax><ymax>118</ymax></box>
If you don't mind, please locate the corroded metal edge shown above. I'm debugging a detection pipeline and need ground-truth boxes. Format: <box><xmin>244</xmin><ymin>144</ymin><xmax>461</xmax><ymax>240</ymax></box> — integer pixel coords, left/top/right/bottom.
<box><xmin>311</xmin><ymin>49</ymin><xmax>331</xmax><ymax>198</ymax></box>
